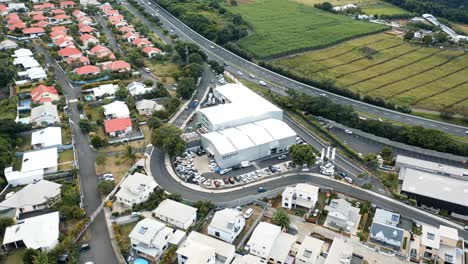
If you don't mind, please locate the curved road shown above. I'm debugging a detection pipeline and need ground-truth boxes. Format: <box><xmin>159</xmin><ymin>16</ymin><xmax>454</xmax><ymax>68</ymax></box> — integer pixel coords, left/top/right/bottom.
<box><xmin>138</xmin><ymin>0</ymin><xmax>468</xmax><ymax>136</ymax></box>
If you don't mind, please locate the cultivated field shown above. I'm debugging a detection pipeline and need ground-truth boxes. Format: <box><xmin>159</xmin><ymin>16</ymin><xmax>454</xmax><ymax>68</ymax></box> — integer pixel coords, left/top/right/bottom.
<box><xmin>226</xmin><ymin>0</ymin><xmax>388</xmax><ymax>58</ymax></box>
<box><xmin>273</xmin><ymin>33</ymin><xmax>468</xmax><ymax>114</ymax></box>
<box><xmin>292</xmin><ymin>0</ymin><xmax>410</xmax><ymax>16</ymax></box>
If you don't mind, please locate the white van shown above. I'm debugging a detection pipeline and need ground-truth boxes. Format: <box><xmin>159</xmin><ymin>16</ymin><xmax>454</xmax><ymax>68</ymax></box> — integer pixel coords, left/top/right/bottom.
<box><xmin>243</xmin><ymin>208</ymin><xmax>254</xmax><ymax>219</ymax></box>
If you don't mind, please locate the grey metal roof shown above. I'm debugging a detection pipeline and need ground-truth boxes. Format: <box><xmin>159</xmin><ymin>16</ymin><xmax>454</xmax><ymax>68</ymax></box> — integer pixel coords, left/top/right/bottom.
<box><xmin>370</xmin><ymin>222</ymin><xmax>404</xmax><ymax>248</ymax></box>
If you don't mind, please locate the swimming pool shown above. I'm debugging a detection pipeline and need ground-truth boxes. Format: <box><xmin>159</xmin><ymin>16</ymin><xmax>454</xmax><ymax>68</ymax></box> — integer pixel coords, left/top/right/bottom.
<box><xmin>84</xmin><ymin>95</ymin><xmax>94</xmax><ymax>101</ymax></box>
<box><xmin>133</xmin><ymin>258</ymin><xmax>149</xmax><ymax>264</ymax></box>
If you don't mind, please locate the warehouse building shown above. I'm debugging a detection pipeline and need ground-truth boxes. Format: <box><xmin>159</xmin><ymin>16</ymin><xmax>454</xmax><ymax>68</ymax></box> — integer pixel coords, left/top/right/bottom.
<box><xmin>197</xmin><ymin>84</ymin><xmax>296</xmax><ymax>169</ymax></box>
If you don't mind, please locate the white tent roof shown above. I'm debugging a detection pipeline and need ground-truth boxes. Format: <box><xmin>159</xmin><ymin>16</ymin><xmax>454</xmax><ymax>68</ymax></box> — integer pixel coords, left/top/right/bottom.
<box><xmin>115</xmin><ymin>173</ymin><xmax>157</xmax><ymax>202</ymax></box>
<box><xmin>3</xmin><ymin>212</ymin><xmax>59</xmax><ymax>250</ymax></box>
<box><xmin>21</xmin><ymin>148</ymin><xmax>57</xmax><ymax>173</ymax></box>
<box><xmin>31</xmin><ymin>127</ymin><xmax>62</xmax><ymax>148</ymax></box>
<box><xmin>103</xmin><ymin>100</ymin><xmax>130</xmax><ymax>117</ymax></box>
<box><xmin>0</xmin><ymin>180</ymin><xmax>61</xmax><ymax>209</ymax></box>
<box><xmin>93</xmin><ymin>84</ymin><xmax>118</xmax><ymax>97</ymax></box>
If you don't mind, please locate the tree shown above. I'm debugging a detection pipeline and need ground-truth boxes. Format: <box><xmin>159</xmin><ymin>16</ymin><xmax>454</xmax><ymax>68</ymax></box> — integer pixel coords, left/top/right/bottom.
<box><xmin>194</xmin><ymin>200</ymin><xmax>214</xmax><ymax>218</ymax></box>
<box><xmin>121</xmin><ymin>144</ymin><xmax>136</xmax><ymax>165</ymax></box>
<box><xmin>0</xmin><ymin>59</ymin><xmax>16</xmax><ymax>93</ymax></box>
<box><xmin>78</xmin><ymin>119</ymin><xmax>93</xmax><ymax>133</ymax></box>
<box><xmin>96</xmin><ymin>154</ymin><xmax>107</xmax><ymax>166</ymax></box>
<box><xmin>90</xmin><ymin>135</ymin><xmax>108</xmax><ymax>148</ymax></box>
<box><xmin>0</xmin><ymin>217</ymin><xmax>14</xmax><ymax>234</ymax></box>
<box><xmin>151</xmin><ymin>124</ymin><xmax>186</xmax><ymax>156</ymax></box>
<box><xmin>177</xmin><ymin>77</ymin><xmax>196</xmax><ymax>100</ymax></box>
<box><xmin>188</xmin><ymin>53</ymin><xmax>204</xmax><ymax>65</ymax></box>
<box><xmin>434</xmin><ymin>31</ymin><xmax>448</xmax><ymax>43</ymax></box>
<box><xmin>403</xmin><ymin>31</ymin><xmax>414</xmax><ymax>41</ymax></box>
<box><xmin>230</xmin><ymin>0</ymin><xmax>237</xmax><ymax>6</ymax></box>
<box><xmin>182</xmin><ymin>63</ymin><xmax>204</xmax><ymax>79</ymax></box>
<box><xmin>440</xmin><ymin>109</ymin><xmax>454</xmax><ymax>119</ymax></box>
<box><xmin>147</xmin><ymin>115</ymin><xmax>163</xmax><ymax>130</ymax></box>
<box><xmin>314</xmin><ymin>2</ymin><xmax>333</xmax><ymax>11</ymax></box>
<box><xmin>380</xmin><ymin>146</ymin><xmax>393</xmax><ymax>160</ymax></box>
<box><xmin>161</xmin><ymin>245</ymin><xmax>177</xmax><ymax>264</ymax></box>
<box><xmin>208</xmin><ymin>60</ymin><xmax>224</xmax><ymax>74</ymax></box>
<box><xmin>23</xmin><ymin>249</ymin><xmax>38</xmax><ymax>264</ymax></box>
<box><xmin>272</xmin><ymin>209</ymin><xmax>290</xmax><ymax>229</ymax></box>
<box><xmin>422</xmin><ymin>35</ymin><xmax>433</xmax><ymax>44</ymax></box>
<box><xmin>97</xmin><ymin>181</ymin><xmax>115</xmax><ymax>195</ymax></box>
<box><xmin>289</xmin><ymin>144</ymin><xmax>316</xmax><ymax>166</ymax></box>
<box><xmin>32</xmin><ymin>251</ymin><xmax>50</xmax><ymax>264</ymax></box>
<box><xmin>115</xmin><ymin>86</ymin><xmax>128</xmax><ymax>100</ymax></box>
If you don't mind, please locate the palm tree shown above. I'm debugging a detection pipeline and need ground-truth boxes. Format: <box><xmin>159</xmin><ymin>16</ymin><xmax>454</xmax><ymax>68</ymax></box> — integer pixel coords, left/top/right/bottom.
<box><xmin>122</xmin><ymin>144</ymin><xmax>136</xmax><ymax>165</ymax></box>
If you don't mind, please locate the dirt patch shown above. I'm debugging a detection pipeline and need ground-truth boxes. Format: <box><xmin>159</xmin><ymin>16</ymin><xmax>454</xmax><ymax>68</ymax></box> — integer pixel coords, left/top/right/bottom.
<box><xmin>359</xmin><ymin>46</ymin><xmax>378</xmax><ymax>58</ymax></box>
<box><xmin>228</xmin><ymin>0</ymin><xmax>253</xmax><ymax>5</ymax></box>
<box><xmin>95</xmin><ymin>155</ymin><xmax>132</xmax><ymax>184</ymax></box>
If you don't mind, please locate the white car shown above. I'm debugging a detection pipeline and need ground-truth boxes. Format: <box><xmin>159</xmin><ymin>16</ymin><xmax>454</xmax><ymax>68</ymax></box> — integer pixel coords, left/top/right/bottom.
<box><xmin>210</xmin><ymin>45</ymin><xmax>215</xmax><ymax>49</ymax></box>
<box><xmin>344</xmin><ymin>177</ymin><xmax>354</xmax><ymax>184</ymax></box>
<box><xmin>249</xmin><ymin>73</ymin><xmax>255</xmax><ymax>78</ymax></box>
<box><xmin>144</xmin><ymin>67</ymin><xmax>151</xmax><ymax>73</ymax></box>
<box><xmin>79</xmin><ymin>114</ymin><xmax>85</xmax><ymax>119</ymax></box>
<box><xmin>220</xmin><ymin>168</ymin><xmax>231</xmax><ymax>175</ymax></box>
<box><xmin>236</xmin><ymin>71</ymin><xmax>243</xmax><ymax>75</ymax></box>
<box><xmin>240</xmin><ymin>161</ymin><xmax>251</xmax><ymax>168</ymax></box>
<box><xmin>278</xmin><ymin>154</ymin><xmax>287</xmax><ymax>160</ymax></box>
<box><xmin>259</xmin><ymin>80</ymin><xmax>267</xmax><ymax>86</ymax></box>
<box><xmin>345</xmin><ymin>129</ymin><xmax>353</xmax><ymax>134</ymax></box>
<box><xmin>243</xmin><ymin>208</ymin><xmax>253</xmax><ymax>218</ymax></box>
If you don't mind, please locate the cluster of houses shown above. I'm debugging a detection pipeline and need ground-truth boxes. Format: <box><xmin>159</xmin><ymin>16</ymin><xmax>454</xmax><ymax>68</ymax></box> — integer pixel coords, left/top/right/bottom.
<box><xmin>12</xmin><ymin>48</ymin><xmax>47</xmax><ymax>86</ymax></box>
<box><xmin>100</xmin><ymin>2</ymin><xmax>163</xmax><ymax>58</ymax></box>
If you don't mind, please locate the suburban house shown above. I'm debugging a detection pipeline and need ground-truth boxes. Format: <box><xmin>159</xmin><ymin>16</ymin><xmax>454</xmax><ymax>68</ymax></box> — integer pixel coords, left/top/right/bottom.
<box><xmin>153</xmin><ymin>199</ymin><xmax>197</xmax><ymax>230</ymax></box>
<box><xmin>135</xmin><ymin>100</ymin><xmax>164</xmax><ymax>116</ymax></box>
<box><xmin>296</xmin><ymin>236</ymin><xmax>324</xmax><ymax>264</ymax></box>
<box><xmin>232</xmin><ymin>254</ymin><xmax>266</xmax><ymax>264</ymax></box>
<box><xmin>115</xmin><ymin>173</ymin><xmax>157</xmax><ymax>207</ymax></box>
<box><xmin>132</xmin><ymin>37</ymin><xmax>151</xmax><ymax>48</ymax></box>
<box><xmin>127</xmin><ymin>81</ymin><xmax>153</xmax><ymax>96</ymax></box>
<box><xmin>104</xmin><ymin>118</ymin><xmax>132</xmax><ymax>137</ymax></box>
<box><xmin>142</xmin><ymin>46</ymin><xmax>162</xmax><ymax>58</ymax></box>
<box><xmin>419</xmin><ymin>225</ymin><xmax>461</xmax><ymax>263</ymax></box>
<box><xmin>59</xmin><ymin>1</ymin><xmax>75</xmax><ymax>8</ymax></box>
<box><xmin>369</xmin><ymin>208</ymin><xmax>406</xmax><ymax>251</ymax></box>
<box><xmin>31</xmin><ymin>126</ymin><xmax>62</xmax><ymax>149</ymax></box>
<box><xmin>208</xmin><ymin>208</ymin><xmax>245</xmax><ymax>243</ymax></box>
<box><xmin>74</xmin><ymin>65</ymin><xmax>100</xmax><ymax>75</ymax></box>
<box><xmin>80</xmin><ymin>33</ymin><xmax>99</xmax><ymax>48</ymax></box>
<box><xmin>58</xmin><ymin>46</ymin><xmax>82</xmax><ymax>59</ymax></box>
<box><xmin>78</xmin><ymin>25</ymin><xmax>96</xmax><ymax>34</ymax></box>
<box><xmin>89</xmin><ymin>45</ymin><xmax>115</xmax><ymax>60</ymax></box>
<box><xmin>246</xmin><ymin>222</ymin><xmax>297</xmax><ymax>263</ymax></box>
<box><xmin>323</xmin><ymin>238</ymin><xmax>353</xmax><ymax>264</ymax></box>
<box><xmin>30</xmin><ymin>85</ymin><xmax>59</xmax><ymax>103</ymax></box>
<box><xmin>22</xmin><ymin>27</ymin><xmax>46</xmax><ymax>37</ymax></box>
<box><xmin>66</xmin><ymin>56</ymin><xmax>90</xmax><ymax>68</ymax></box>
<box><xmin>0</xmin><ymin>180</ymin><xmax>61</xmax><ymax>215</ymax></box>
<box><xmin>177</xmin><ymin>231</ymin><xmax>235</xmax><ymax>264</ymax></box>
<box><xmin>55</xmin><ymin>37</ymin><xmax>74</xmax><ymax>48</ymax></box>
<box><xmin>0</xmin><ymin>39</ymin><xmax>18</xmax><ymax>50</ymax></box>
<box><xmin>123</xmin><ymin>32</ymin><xmax>139</xmax><ymax>43</ymax></box>
<box><xmin>103</xmin><ymin>101</ymin><xmax>130</xmax><ymax>119</ymax></box>
<box><xmin>100</xmin><ymin>60</ymin><xmax>131</xmax><ymax>72</ymax></box>
<box><xmin>324</xmin><ymin>198</ymin><xmax>361</xmax><ymax>233</ymax></box>
<box><xmin>129</xmin><ymin>218</ymin><xmax>186</xmax><ymax>262</ymax></box>
<box><xmin>2</xmin><ymin>212</ymin><xmax>59</xmax><ymax>252</ymax></box>
<box><xmin>92</xmin><ymin>83</ymin><xmax>118</xmax><ymax>99</ymax></box>
<box><xmin>282</xmin><ymin>183</ymin><xmax>319</xmax><ymax>212</ymax></box>
<box><xmin>30</xmin><ymin>102</ymin><xmax>59</xmax><ymax>125</ymax></box>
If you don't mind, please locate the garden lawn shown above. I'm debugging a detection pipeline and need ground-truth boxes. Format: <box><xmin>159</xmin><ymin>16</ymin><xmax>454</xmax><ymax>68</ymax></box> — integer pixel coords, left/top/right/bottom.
<box><xmin>292</xmin><ymin>0</ymin><xmax>410</xmax><ymax>16</ymax></box>
<box><xmin>226</xmin><ymin>0</ymin><xmax>388</xmax><ymax>58</ymax></box>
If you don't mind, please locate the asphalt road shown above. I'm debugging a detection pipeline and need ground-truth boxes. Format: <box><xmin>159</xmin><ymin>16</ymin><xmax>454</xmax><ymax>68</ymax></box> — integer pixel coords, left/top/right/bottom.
<box><xmin>35</xmin><ymin>46</ymin><xmax>118</xmax><ymax>264</ymax></box>
<box><xmin>136</xmin><ymin>0</ymin><xmax>468</xmax><ymax>137</ymax></box>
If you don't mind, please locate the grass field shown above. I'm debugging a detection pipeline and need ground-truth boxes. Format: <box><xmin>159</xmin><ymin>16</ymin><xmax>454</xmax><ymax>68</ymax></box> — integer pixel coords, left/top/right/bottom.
<box><xmin>292</xmin><ymin>0</ymin><xmax>410</xmax><ymax>16</ymax></box>
<box><xmin>225</xmin><ymin>0</ymin><xmax>388</xmax><ymax>58</ymax></box>
<box><xmin>273</xmin><ymin>33</ymin><xmax>468</xmax><ymax>114</ymax></box>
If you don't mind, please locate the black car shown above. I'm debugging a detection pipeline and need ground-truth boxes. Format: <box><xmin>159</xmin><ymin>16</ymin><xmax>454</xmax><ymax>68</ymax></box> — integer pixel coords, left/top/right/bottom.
<box><xmin>234</xmin><ymin>176</ymin><xmax>241</xmax><ymax>182</ymax></box>
<box><xmin>232</xmin><ymin>165</ymin><xmax>242</xmax><ymax>170</ymax></box>
<box><xmin>80</xmin><ymin>244</ymin><xmax>90</xmax><ymax>252</ymax></box>
<box><xmin>58</xmin><ymin>253</ymin><xmax>69</xmax><ymax>264</ymax></box>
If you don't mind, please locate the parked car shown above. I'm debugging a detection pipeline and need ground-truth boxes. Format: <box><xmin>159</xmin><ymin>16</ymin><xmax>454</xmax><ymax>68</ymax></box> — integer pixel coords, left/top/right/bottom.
<box><xmin>131</xmin><ymin>212</ymin><xmax>141</xmax><ymax>217</ymax></box>
<box><xmin>235</xmin><ymin>206</ymin><xmax>242</xmax><ymax>211</ymax></box>
<box><xmin>79</xmin><ymin>244</ymin><xmax>90</xmax><ymax>252</ymax></box>
<box><xmin>214</xmin><ymin>180</ymin><xmax>220</xmax><ymax>188</ymax></box>
<box><xmin>344</xmin><ymin>177</ymin><xmax>354</xmax><ymax>184</ymax></box>
<box><xmin>234</xmin><ymin>176</ymin><xmax>241</xmax><ymax>182</ymax></box>
<box><xmin>236</xmin><ymin>71</ymin><xmax>243</xmax><ymax>75</ymax></box>
<box><xmin>241</xmin><ymin>161</ymin><xmax>251</xmax><ymax>168</ymax></box>
<box><xmin>258</xmin><ymin>187</ymin><xmax>266</xmax><ymax>193</ymax></box>
<box><xmin>278</xmin><ymin>154</ymin><xmax>287</xmax><ymax>160</ymax></box>
<box><xmin>339</xmin><ymin>172</ymin><xmax>348</xmax><ymax>178</ymax></box>
<box><xmin>232</xmin><ymin>165</ymin><xmax>242</xmax><ymax>170</ymax></box>
<box><xmin>344</xmin><ymin>129</ymin><xmax>353</xmax><ymax>134</ymax></box>
<box><xmin>223</xmin><ymin>178</ymin><xmax>230</xmax><ymax>184</ymax></box>
<box><xmin>243</xmin><ymin>208</ymin><xmax>254</xmax><ymax>218</ymax></box>
<box><xmin>220</xmin><ymin>168</ymin><xmax>231</xmax><ymax>175</ymax></box>
<box><xmin>144</xmin><ymin>67</ymin><xmax>151</xmax><ymax>73</ymax></box>
<box><xmin>228</xmin><ymin>177</ymin><xmax>235</xmax><ymax>184</ymax></box>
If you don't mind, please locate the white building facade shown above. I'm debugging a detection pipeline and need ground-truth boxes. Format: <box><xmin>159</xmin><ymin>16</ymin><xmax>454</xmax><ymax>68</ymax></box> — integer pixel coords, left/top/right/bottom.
<box><xmin>208</xmin><ymin>208</ymin><xmax>245</xmax><ymax>243</ymax></box>
<box><xmin>153</xmin><ymin>199</ymin><xmax>197</xmax><ymax>230</ymax></box>
<box><xmin>282</xmin><ymin>184</ymin><xmax>319</xmax><ymax>212</ymax></box>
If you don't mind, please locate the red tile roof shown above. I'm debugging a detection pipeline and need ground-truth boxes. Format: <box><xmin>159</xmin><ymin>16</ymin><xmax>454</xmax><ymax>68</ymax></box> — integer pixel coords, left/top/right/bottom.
<box><xmin>118</xmin><ymin>26</ymin><xmax>135</xmax><ymax>33</ymax></box>
<box><xmin>51</xmin><ymin>9</ymin><xmax>66</xmax><ymax>15</ymax></box>
<box><xmin>6</xmin><ymin>14</ymin><xmax>19</xmax><ymax>20</ymax></box>
<box><xmin>8</xmin><ymin>17</ymin><xmax>22</xmax><ymax>25</ymax></box>
<box><xmin>80</xmin><ymin>33</ymin><xmax>99</xmax><ymax>43</ymax></box>
<box><xmin>99</xmin><ymin>3</ymin><xmax>113</xmax><ymax>11</ymax></box>
<box><xmin>54</xmin><ymin>14</ymin><xmax>70</xmax><ymax>20</ymax></box>
<box><xmin>143</xmin><ymin>46</ymin><xmax>162</xmax><ymax>54</ymax></box>
<box><xmin>28</xmin><ymin>11</ymin><xmax>43</xmax><ymax>16</ymax></box>
<box><xmin>34</xmin><ymin>3</ymin><xmax>55</xmax><ymax>10</ymax></box>
<box><xmin>132</xmin><ymin>38</ymin><xmax>151</xmax><ymax>46</ymax></box>
<box><xmin>108</xmin><ymin>15</ymin><xmax>124</xmax><ymax>22</ymax></box>
<box><xmin>9</xmin><ymin>22</ymin><xmax>26</xmax><ymax>31</ymax></box>
<box><xmin>59</xmin><ymin>1</ymin><xmax>75</xmax><ymax>7</ymax></box>
<box><xmin>72</xmin><ymin>10</ymin><xmax>85</xmax><ymax>17</ymax></box>
<box><xmin>32</xmin><ymin>21</ymin><xmax>49</xmax><ymax>28</ymax></box>
<box><xmin>101</xmin><ymin>60</ymin><xmax>131</xmax><ymax>72</ymax></box>
<box><xmin>58</xmin><ymin>47</ymin><xmax>82</xmax><ymax>57</ymax></box>
<box><xmin>74</xmin><ymin>65</ymin><xmax>100</xmax><ymax>75</ymax></box>
<box><xmin>66</xmin><ymin>56</ymin><xmax>90</xmax><ymax>66</ymax></box>
<box><xmin>104</xmin><ymin>118</ymin><xmax>132</xmax><ymax>133</ymax></box>
<box><xmin>104</xmin><ymin>9</ymin><xmax>119</xmax><ymax>16</ymax></box>
<box><xmin>51</xmin><ymin>26</ymin><xmax>67</xmax><ymax>32</ymax></box>
<box><xmin>0</xmin><ymin>4</ymin><xmax>7</xmax><ymax>13</ymax></box>
<box><xmin>31</xmin><ymin>85</ymin><xmax>58</xmax><ymax>103</ymax></box>
<box><xmin>32</xmin><ymin>14</ymin><xmax>47</xmax><ymax>21</ymax></box>
<box><xmin>79</xmin><ymin>25</ymin><xmax>95</xmax><ymax>33</ymax></box>
<box><xmin>22</xmin><ymin>27</ymin><xmax>45</xmax><ymax>35</ymax></box>
<box><xmin>55</xmin><ymin>37</ymin><xmax>74</xmax><ymax>47</ymax></box>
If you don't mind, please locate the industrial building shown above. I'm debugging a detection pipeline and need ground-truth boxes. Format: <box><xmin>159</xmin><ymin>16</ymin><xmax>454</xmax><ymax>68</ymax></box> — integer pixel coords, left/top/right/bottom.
<box><xmin>197</xmin><ymin>83</ymin><xmax>296</xmax><ymax>169</ymax></box>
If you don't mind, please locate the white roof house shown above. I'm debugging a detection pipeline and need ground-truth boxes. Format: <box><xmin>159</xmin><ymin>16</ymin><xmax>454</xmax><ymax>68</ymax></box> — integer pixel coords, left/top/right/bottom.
<box><xmin>232</xmin><ymin>254</ymin><xmax>266</xmax><ymax>264</ymax></box>
<box><xmin>115</xmin><ymin>173</ymin><xmax>157</xmax><ymax>207</ymax></box>
<box><xmin>396</xmin><ymin>155</ymin><xmax>468</xmax><ymax>178</ymax></box>
<box><xmin>324</xmin><ymin>199</ymin><xmax>361</xmax><ymax>233</ymax></box>
<box><xmin>17</xmin><ymin>67</ymin><xmax>47</xmax><ymax>82</ymax></box>
<box><xmin>7</xmin><ymin>3</ymin><xmax>26</xmax><ymax>11</ymax></box>
<box><xmin>296</xmin><ymin>236</ymin><xmax>324</xmax><ymax>264</ymax></box>
<box><xmin>0</xmin><ymin>180</ymin><xmax>61</xmax><ymax>213</ymax></box>
<box><xmin>153</xmin><ymin>199</ymin><xmax>197</xmax><ymax>230</ymax></box>
<box><xmin>13</xmin><ymin>56</ymin><xmax>40</xmax><ymax>69</ymax></box>
<box><xmin>30</xmin><ymin>102</ymin><xmax>59</xmax><ymax>125</ymax></box>
<box><xmin>92</xmin><ymin>83</ymin><xmax>118</xmax><ymax>98</ymax></box>
<box><xmin>127</xmin><ymin>81</ymin><xmax>153</xmax><ymax>96</ymax></box>
<box><xmin>103</xmin><ymin>100</ymin><xmax>130</xmax><ymax>119</ymax></box>
<box><xmin>373</xmin><ymin>208</ymin><xmax>400</xmax><ymax>227</ymax></box>
<box><xmin>197</xmin><ymin>83</ymin><xmax>283</xmax><ymax>131</ymax></box>
<box><xmin>31</xmin><ymin>127</ymin><xmax>62</xmax><ymax>149</ymax></box>
<box><xmin>129</xmin><ymin>218</ymin><xmax>183</xmax><ymax>261</ymax></box>
<box><xmin>177</xmin><ymin>231</ymin><xmax>235</xmax><ymax>264</ymax></box>
<box><xmin>135</xmin><ymin>99</ymin><xmax>164</xmax><ymax>116</ymax></box>
<box><xmin>324</xmin><ymin>238</ymin><xmax>353</xmax><ymax>264</ymax></box>
<box><xmin>282</xmin><ymin>183</ymin><xmax>319</xmax><ymax>211</ymax></box>
<box><xmin>21</xmin><ymin>147</ymin><xmax>58</xmax><ymax>174</ymax></box>
<box><xmin>4</xmin><ymin>167</ymin><xmax>44</xmax><ymax>187</ymax></box>
<box><xmin>208</xmin><ymin>208</ymin><xmax>245</xmax><ymax>243</ymax></box>
<box><xmin>13</xmin><ymin>48</ymin><xmax>33</xmax><ymax>58</ymax></box>
<box><xmin>0</xmin><ymin>40</ymin><xmax>18</xmax><ymax>50</ymax></box>
<box><xmin>247</xmin><ymin>222</ymin><xmax>297</xmax><ymax>263</ymax></box>
<box><xmin>3</xmin><ymin>211</ymin><xmax>59</xmax><ymax>251</ymax></box>
<box><xmin>422</xmin><ymin>224</ymin><xmax>441</xmax><ymax>250</ymax></box>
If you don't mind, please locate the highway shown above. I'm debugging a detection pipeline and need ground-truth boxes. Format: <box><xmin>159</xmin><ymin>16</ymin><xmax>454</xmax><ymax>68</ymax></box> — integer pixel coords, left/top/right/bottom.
<box><xmin>138</xmin><ymin>0</ymin><xmax>468</xmax><ymax>137</ymax></box>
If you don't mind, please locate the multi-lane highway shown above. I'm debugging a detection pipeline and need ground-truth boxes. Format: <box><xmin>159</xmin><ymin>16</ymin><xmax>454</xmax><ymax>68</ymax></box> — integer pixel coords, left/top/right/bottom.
<box><xmin>138</xmin><ymin>0</ymin><xmax>467</xmax><ymax>137</ymax></box>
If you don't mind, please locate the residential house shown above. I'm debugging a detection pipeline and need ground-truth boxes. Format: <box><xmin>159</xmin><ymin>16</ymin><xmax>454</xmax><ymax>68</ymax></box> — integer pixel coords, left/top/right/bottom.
<box><xmin>30</xmin><ymin>102</ymin><xmax>59</xmax><ymax>125</ymax></box>
<box><xmin>246</xmin><ymin>222</ymin><xmax>297</xmax><ymax>263</ymax></box>
<box><xmin>324</xmin><ymin>198</ymin><xmax>361</xmax><ymax>233</ymax></box>
<box><xmin>127</xmin><ymin>81</ymin><xmax>152</xmax><ymax>96</ymax></box>
<box><xmin>115</xmin><ymin>173</ymin><xmax>157</xmax><ymax>206</ymax></box>
<box><xmin>58</xmin><ymin>46</ymin><xmax>82</xmax><ymax>59</ymax></box>
<box><xmin>7</xmin><ymin>3</ymin><xmax>27</xmax><ymax>12</ymax></box>
<box><xmin>208</xmin><ymin>208</ymin><xmax>245</xmax><ymax>243</ymax></box>
<box><xmin>17</xmin><ymin>67</ymin><xmax>47</xmax><ymax>83</ymax></box>
<box><xmin>369</xmin><ymin>208</ymin><xmax>406</xmax><ymax>250</ymax></box>
<box><xmin>142</xmin><ymin>46</ymin><xmax>162</xmax><ymax>58</ymax></box>
<box><xmin>79</xmin><ymin>25</ymin><xmax>96</xmax><ymax>34</ymax></box>
<box><xmin>296</xmin><ymin>236</ymin><xmax>324</xmax><ymax>264</ymax></box>
<box><xmin>22</xmin><ymin>27</ymin><xmax>45</xmax><ymax>37</ymax></box>
<box><xmin>31</xmin><ymin>126</ymin><xmax>62</xmax><ymax>149</ymax></box>
<box><xmin>80</xmin><ymin>33</ymin><xmax>99</xmax><ymax>49</ymax></box>
<box><xmin>119</xmin><ymin>26</ymin><xmax>135</xmax><ymax>34</ymax></box>
<box><xmin>104</xmin><ymin>9</ymin><xmax>119</xmax><ymax>17</ymax></box>
<box><xmin>323</xmin><ymin>238</ymin><xmax>353</xmax><ymax>264</ymax></box>
<box><xmin>54</xmin><ymin>37</ymin><xmax>74</xmax><ymax>48</ymax></box>
<box><xmin>135</xmin><ymin>100</ymin><xmax>164</xmax><ymax>116</ymax></box>
<box><xmin>4</xmin><ymin>147</ymin><xmax>58</xmax><ymax>186</ymax></box>
<box><xmin>420</xmin><ymin>224</ymin><xmax>461</xmax><ymax>263</ymax></box>
<box><xmin>92</xmin><ymin>83</ymin><xmax>118</xmax><ymax>99</ymax></box>
<box><xmin>153</xmin><ymin>199</ymin><xmax>197</xmax><ymax>230</ymax></box>
<box><xmin>59</xmin><ymin>1</ymin><xmax>75</xmax><ymax>8</ymax></box>
<box><xmin>0</xmin><ymin>40</ymin><xmax>18</xmax><ymax>50</ymax></box>
<box><xmin>89</xmin><ymin>45</ymin><xmax>115</xmax><ymax>60</ymax></box>
<box><xmin>129</xmin><ymin>218</ymin><xmax>185</xmax><ymax>262</ymax></box>
<box><xmin>110</xmin><ymin>19</ymin><xmax>127</xmax><ymax>28</ymax></box>
<box><xmin>30</xmin><ymin>85</ymin><xmax>59</xmax><ymax>103</ymax></box>
<box><xmin>31</xmin><ymin>14</ymin><xmax>47</xmax><ymax>21</ymax></box>
<box><xmin>177</xmin><ymin>231</ymin><xmax>235</xmax><ymax>264</ymax></box>
<box><xmin>77</xmin><ymin>16</ymin><xmax>93</xmax><ymax>25</ymax></box>
<box><xmin>51</xmin><ymin>9</ymin><xmax>66</xmax><ymax>15</ymax></box>
<box><xmin>32</xmin><ymin>20</ymin><xmax>49</xmax><ymax>28</ymax></box>
<box><xmin>0</xmin><ymin>180</ymin><xmax>61</xmax><ymax>214</ymax></box>
<box><xmin>132</xmin><ymin>37</ymin><xmax>151</xmax><ymax>48</ymax></box>
<box><xmin>99</xmin><ymin>3</ymin><xmax>113</xmax><ymax>12</ymax></box>
<box><xmin>100</xmin><ymin>60</ymin><xmax>131</xmax><ymax>72</ymax></box>
<box><xmin>0</xmin><ymin>4</ymin><xmax>7</xmax><ymax>16</ymax></box>
<box><xmin>103</xmin><ymin>100</ymin><xmax>130</xmax><ymax>119</ymax></box>
<box><xmin>74</xmin><ymin>65</ymin><xmax>100</xmax><ymax>75</ymax></box>
<box><xmin>232</xmin><ymin>255</ymin><xmax>266</xmax><ymax>264</ymax></box>
<box><xmin>33</xmin><ymin>3</ymin><xmax>54</xmax><ymax>10</ymax></box>
<box><xmin>123</xmin><ymin>32</ymin><xmax>140</xmax><ymax>42</ymax></box>
<box><xmin>66</xmin><ymin>56</ymin><xmax>90</xmax><ymax>68</ymax></box>
<box><xmin>282</xmin><ymin>183</ymin><xmax>319</xmax><ymax>212</ymax></box>
<box><xmin>104</xmin><ymin>118</ymin><xmax>132</xmax><ymax>137</ymax></box>
<box><xmin>51</xmin><ymin>14</ymin><xmax>70</xmax><ymax>24</ymax></box>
